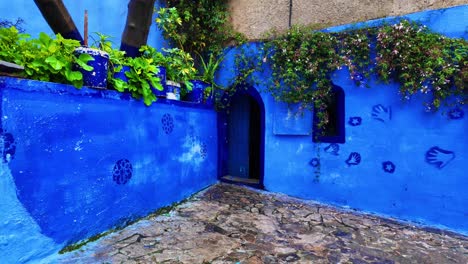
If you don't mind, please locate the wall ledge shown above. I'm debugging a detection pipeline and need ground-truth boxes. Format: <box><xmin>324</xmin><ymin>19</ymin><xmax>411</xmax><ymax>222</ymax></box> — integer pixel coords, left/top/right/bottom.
<box><xmin>0</xmin><ymin>76</ymin><xmax>215</xmax><ymax>110</ymax></box>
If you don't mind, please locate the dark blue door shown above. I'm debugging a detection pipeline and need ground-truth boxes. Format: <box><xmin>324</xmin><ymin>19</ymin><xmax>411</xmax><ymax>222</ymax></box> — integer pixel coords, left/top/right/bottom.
<box><xmin>227</xmin><ymin>95</ymin><xmax>251</xmax><ymax>178</ymax></box>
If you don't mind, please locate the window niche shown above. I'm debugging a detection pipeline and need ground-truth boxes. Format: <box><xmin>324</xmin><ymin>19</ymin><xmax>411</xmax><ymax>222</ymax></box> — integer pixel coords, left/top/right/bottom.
<box><xmin>313</xmin><ymin>84</ymin><xmax>345</xmax><ymax>143</ymax></box>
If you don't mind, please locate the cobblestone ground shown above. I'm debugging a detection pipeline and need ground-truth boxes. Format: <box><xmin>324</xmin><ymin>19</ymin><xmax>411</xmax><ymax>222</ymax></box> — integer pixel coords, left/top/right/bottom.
<box><xmin>60</xmin><ymin>183</ymin><xmax>468</xmax><ymax>264</ymax></box>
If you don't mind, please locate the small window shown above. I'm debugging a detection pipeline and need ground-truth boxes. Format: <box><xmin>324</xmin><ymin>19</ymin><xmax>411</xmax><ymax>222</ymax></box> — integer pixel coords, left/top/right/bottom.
<box><xmin>313</xmin><ymin>84</ymin><xmax>345</xmax><ymax>143</ymax></box>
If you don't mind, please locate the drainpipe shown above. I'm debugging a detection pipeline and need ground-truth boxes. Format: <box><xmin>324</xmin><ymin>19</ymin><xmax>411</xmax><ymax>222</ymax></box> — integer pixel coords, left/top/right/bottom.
<box><xmin>120</xmin><ymin>0</ymin><xmax>157</xmax><ymax>58</ymax></box>
<box><xmin>289</xmin><ymin>0</ymin><xmax>293</xmax><ymax>28</ymax></box>
<box><xmin>33</xmin><ymin>0</ymin><xmax>83</xmax><ymax>43</ymax></box>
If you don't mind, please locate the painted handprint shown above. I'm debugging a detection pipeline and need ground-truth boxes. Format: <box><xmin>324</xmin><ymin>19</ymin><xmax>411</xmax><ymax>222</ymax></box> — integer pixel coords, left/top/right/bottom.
<box><xmin>345</xmin><ymin>152</ymin><xmax>361</xmax><ymax>166</ymax></box>
<box><xmin>425</xmin><ymin>146</ymin><xmax>455</xmax><ymax>169</ymax></box>
<box><xmin>372</xmin><ymin>104</ymin><xmax>392</xmax><ymax>123</ymax></box>
<box><xmin>324</xmin><ymin>143</ymin><xmax>339</xmax><ymax>155</ymax></box>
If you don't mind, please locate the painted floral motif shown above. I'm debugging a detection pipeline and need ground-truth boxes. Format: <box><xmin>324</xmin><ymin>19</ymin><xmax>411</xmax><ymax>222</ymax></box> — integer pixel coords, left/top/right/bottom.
<box><xmin>425</xmin><ymin>146</ymin><xmax>455</xmax><ymax>169</ymax></box>
<box><xmin>161</xmin><ymin>114</ymin><xmax>174</xmax><ymax>134</ymax></box>
<box><xmin>382</xmin><ymin>161</ymin><xmax>396</xmax><ymax>173</ymax></box>
<box><xmin>348</xmin><ymin>117</ymin><xmax>362</xmax><ymax>126</ymax></box>
<box><xmin>324</xmin><ymin>143</ymin><xmax>340</xmax><ymax>155</ymax></box>
<box><xmin>372</xmin><ymin>104</ymin><xmax>392</xmax><ymax>123</ymax></box>
<box><xmin>113</xmin><ymin>159</ymin><xmax>133</xmax><ymax>185</ymax></box>
<box><xmin>0</xmin><ymin>129</ymin><xmax>16</xmax><ymax>163</ymax></box>
<box><xmin>309</xmin><ymin>158</ymin><xmax>320</xmax><ymax>168</ymax></box>
<box><xmin>448</xmin><ymin>108</ymin><xmax>464</xmax><ymax>120</ymax></box>
<box><xmin>345</xmin><ymin>152</ymin><xmax>361</xmax><ymax>166</ymax></box>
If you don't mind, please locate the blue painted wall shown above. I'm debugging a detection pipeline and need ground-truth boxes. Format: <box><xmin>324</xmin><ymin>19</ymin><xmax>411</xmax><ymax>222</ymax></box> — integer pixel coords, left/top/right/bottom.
<box><xmin>217</xmin><ymin>5</ymin><xmax>468</xmax><ymax>235</ymax></box>
<box><xmin>0</xmin><ymin>77</ymin><xmax>217</xmax><ymax>263</ymax></box>
<box><xmin>0</xmin><ymin>0</ymin><xmax>168</xmax><ymax>50</ymax></box>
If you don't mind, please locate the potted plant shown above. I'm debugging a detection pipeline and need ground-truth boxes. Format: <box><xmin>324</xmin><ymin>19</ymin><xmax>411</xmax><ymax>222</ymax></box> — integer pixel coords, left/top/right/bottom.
<box><xmin>0</xmin><ymin>26</ymin><xmax>94</xmax><ymax>88</ymax></box>
<box><xmin>140</xmin><ymin>45</ymin><xmax>168</xmax><ymax>98</ymax></box>
<box><xmin>187</xmin><ymin>53</ymin><xmax>223</xmax><ymax>104</ymax></box>
<box><xmin>160</xmin><ymin>48</ymin><xmax>197</xmax><ymax>101</ymax></box>
<box><xmin>89</xmin><ymin>33</ymin><xmax>129</xmax><ymax>91</ymax></box>
<box><xmin>125</xmin><ymin>54</ymin><xmax>163</xmax><ymax>106</ymax></box>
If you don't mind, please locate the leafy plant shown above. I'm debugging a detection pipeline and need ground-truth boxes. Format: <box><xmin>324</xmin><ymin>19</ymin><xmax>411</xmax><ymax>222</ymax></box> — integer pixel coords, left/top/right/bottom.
<box><xmin>334</xmin><ymin>27</ymin><xmax>377</xmax><ymax>86</ymax></box>
<box><xmin>0</xmin><ymin>27</ymin><xmax>94</xmax><ymax>87</ymax></box>
<box><xmin>156</xmin><ymin>1</ymin><xmax>245</xmax><ymax>59</ymax></box>
<box><xmin>263</xmin><ymin>25</ymin><xmax>343</xmax><ymax>125</ymax></box>
<box><xmin>159</xmin><ymin>47</ymin><xmax>196</xmax><ymax>91</ymax></box>
<box><xmin>91</xmin><ymin>32</ymin><xmax>131</xmax><ymax>91</ymax></box>
<box><xmin>375</xmin><ymin>20</ymin><xmax>467</xmax><ymax>110</ymax></box>
<box><xmin>198</xmin><ymin>53</ymin><xmax>223</xmax><ymax>85</ymax></box>
<box><xmin>124</xmin><ymin>47</ymin><xmax>163</xmax><ymax>106</ymax></box>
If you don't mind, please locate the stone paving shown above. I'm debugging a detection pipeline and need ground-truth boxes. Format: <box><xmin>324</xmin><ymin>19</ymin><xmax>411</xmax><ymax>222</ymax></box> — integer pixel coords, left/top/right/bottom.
<box><xmin>60</xmin><ymin>183</ymin><xmax>468</xmax><ymax>263</ymax></box>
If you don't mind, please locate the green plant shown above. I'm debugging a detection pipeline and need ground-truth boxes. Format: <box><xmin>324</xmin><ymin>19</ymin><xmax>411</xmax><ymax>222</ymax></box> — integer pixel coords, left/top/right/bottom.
<box><xmin>0</xmin><ymin>27</ymin><xmax>94</xmax><ymax>87</ymax></box>
<box><xmin>156</xmin><ymin>1</ymin><xmax>245</xmax><ymax>59</ymax></box>
<box><xmin>376</xmin><ymin>20</ymin><xmax>467</xmax><ymax>110</ymax></box>
<box><xmin>124</xmin><ymin>51</ymin><xmax>163</xmax><ymax>106</ymax></box>
<box><xmin>263</xmin><ymin>25</ymin><xmax>343</xmax><ymax>127</ymax></box>
<box><xmin>198</xmin><ymin>53</ymin><xmax>223</xmax><ymax>84</ymax></box>
<box><xmin>334</xmin><ymin>27</ymin><xmax>377</xmax><ymax>86</ymax></box>
<box><xmin>160</xmin><ymin>47</ymin><xmax>196</xmax><ymax>91</ymax></box>
<box><xmin>91</xmin><ymin>32</ymin><xmax>131</xmax><ymax>91</ymax></box>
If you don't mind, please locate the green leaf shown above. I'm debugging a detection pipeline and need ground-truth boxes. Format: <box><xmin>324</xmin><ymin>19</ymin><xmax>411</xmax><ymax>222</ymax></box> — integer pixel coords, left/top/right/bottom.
<box><xmin>65</xmin><ymin>69</ymin><xmax>83</xmax><ymax>81</ymax></box>
<box><xmin>45</xmin><ymin>56</ymin><xmax>65</xmax><ymax>71</ymax></box>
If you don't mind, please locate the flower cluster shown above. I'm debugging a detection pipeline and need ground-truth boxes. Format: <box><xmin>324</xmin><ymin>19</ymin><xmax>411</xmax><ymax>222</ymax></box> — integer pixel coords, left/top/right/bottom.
<box><xmin>375</xmin><ymin>20</ymin><xmax>467</xmax><ymax>110</ymax></box>
<box><xmin>263</xmin><ymin>25</ymin><xmax>343</xmax><ymax>118</ymax></box>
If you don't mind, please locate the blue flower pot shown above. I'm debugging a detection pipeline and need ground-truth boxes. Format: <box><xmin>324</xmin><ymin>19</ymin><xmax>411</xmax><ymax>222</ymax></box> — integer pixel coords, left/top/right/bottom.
<box><xmin>156</xmin><ymin>66</ymin><xmax>166</xmax><ymax>86</ymax></box>
<box><xmin>165</xmin><ymin>80</ymin><xmax>181</xmax><ymax>100</ymax></box>
<box><xmin>73</xmin><ymin>47</ymin><xmax>109</xmax><ymax>89</ymax></box>
<box><xmin>187</xmin><ymin>80</ymin><xmax>211</xmax><ymax>103</ymax></box>
<box><xmin>151</xmin><ymin>66</ymin><xmax>167</xmax><ymax>98</ymax></box>
<box><xmin>113</xmin><ymin>65</ymin><xmax>130</xmax><ymax>83</ymax></box>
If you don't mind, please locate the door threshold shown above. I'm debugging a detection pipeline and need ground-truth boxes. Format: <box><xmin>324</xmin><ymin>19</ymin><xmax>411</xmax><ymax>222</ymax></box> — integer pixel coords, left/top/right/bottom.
<box><xmin>220</xmin><ymin>175</ymin><xmax>263</xmax><ymax>189</ymax></box>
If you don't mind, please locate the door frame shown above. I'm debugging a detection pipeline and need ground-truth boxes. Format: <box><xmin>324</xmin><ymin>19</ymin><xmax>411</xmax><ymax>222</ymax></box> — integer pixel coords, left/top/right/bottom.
<box><xmin>217</xmin><ymin>84</ymin><xmax>265</xmax><ymax>189</ymax></box>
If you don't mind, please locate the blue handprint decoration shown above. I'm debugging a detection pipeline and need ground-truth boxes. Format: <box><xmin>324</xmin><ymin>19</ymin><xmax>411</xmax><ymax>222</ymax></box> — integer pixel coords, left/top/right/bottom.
<box><xmin>372</xmin><ymin>104</ymin><xmax>392</xmax><ymax>123</ymax></box>
<box><xmin>324</xmin><ymin>143</ymin><xmax>340</xmax><ymax>155</ymax></box>
<box><xmin>113</xmin><ymin>159</ymin><xmax>133</xmax><ymax>185</ymax></box>
<box><xmin>345</xmin><ymin>152</ymin><xmax>361</xmax><ymax>166</ymax></box>
<box><xmin>382</xmin><ymin>161</ymin><xmax>396</xmax><ymax>173</ymax></box>
<box><xmin>348</xmin><ymin>117</ymin><xmax>362</xmax><ymax>126</ymax></box>
<box><xmin>448</xmin><ymin>108</ymin><xmax>464</xmax><ymax>120</ymax></box>
<box><xmin>425</xmin><ymin>147</ymin><xmax>455</xmax><ymax>169</ymax></box>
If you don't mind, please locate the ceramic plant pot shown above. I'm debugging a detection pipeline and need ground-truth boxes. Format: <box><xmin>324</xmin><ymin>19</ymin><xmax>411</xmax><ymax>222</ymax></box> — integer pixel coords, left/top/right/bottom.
<box><xmin>187</xmin><ymin>80</ymin><xmax>211</xmax><ymax>103</ymax></box>
<box><xmin>152</xmin><ymin>66</ymin><xmax>167</xmax><ymax>97</ymax></box>
<box><xmin>165</xmin><ymin>80</ymin><xmax>181</xmax><ymax>100</ymax></box>
<box><xmin>73</xmin><ymin>47</ymin><xmax>109</xmax><ymax>89</ymax></box>
<box><xmin>113</xmin><ymin>65</ymin><xmax>131</xmax><ymax>83</ymax></box>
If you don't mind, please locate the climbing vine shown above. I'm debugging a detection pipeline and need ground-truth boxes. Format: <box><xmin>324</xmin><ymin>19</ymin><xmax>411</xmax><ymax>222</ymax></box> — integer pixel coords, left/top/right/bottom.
<box><xmin>258</xmin><ymin>20</ymin><xmax>467</xmax><ymax>123</ymax></box>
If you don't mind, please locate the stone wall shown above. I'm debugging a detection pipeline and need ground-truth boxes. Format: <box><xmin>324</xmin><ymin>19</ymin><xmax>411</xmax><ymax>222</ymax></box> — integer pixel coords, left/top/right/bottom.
<box><xmin>229</xmin><ymin>0</ymin><xmax>467</xmax><ymax>39</ymax></box>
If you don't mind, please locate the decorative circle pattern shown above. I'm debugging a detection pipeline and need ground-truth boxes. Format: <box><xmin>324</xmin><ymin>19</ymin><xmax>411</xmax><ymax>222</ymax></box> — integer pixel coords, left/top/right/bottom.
<box><xmin>112</xmin><ymin>159</ymin><xmax>133</xmax><ymax>185</ymax></box>
<box><xmin>161</xmin><ymin>114</ymin><xmax>174</xmax><ymax>134</ymax></box>
<box><xmin>200</xmin><ymin>143</ymin><xmax>208</xmax><ymax>159</ymax></box>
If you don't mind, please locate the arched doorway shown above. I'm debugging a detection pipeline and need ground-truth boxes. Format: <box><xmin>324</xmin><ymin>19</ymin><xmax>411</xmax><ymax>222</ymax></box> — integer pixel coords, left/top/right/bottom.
<box><xmin>218</xmin><ymin>85</ymin><xmax>265</xmax><ymax>189</ymax></box>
